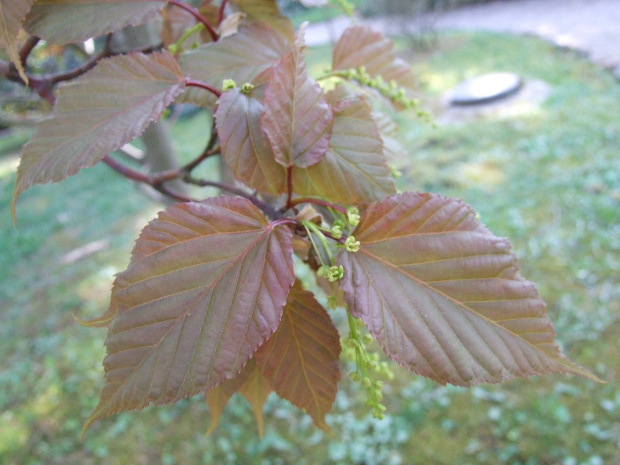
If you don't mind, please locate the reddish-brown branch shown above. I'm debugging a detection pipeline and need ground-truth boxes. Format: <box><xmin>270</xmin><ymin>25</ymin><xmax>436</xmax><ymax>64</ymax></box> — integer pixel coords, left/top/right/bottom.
<box><xmin>50</xmin><ymin>37</ymin><xmax>114</xmax><ymax>85</ymax></box>
<box><xmin>218</xmin><ymin>0</ymin><xmax>229</xmax><ymax>25</ymax></box>
<box><xmin>182</xmin><ymin>125</ymin><xmax>220</xmax><ymax>173</ymax></box>
<box><xmin>288</xmin><ymin>197</ymin><xmax>348</xmax><ymax>215</ymax></box>
<box><xmin>1</xmin><ymin>36</ymin><xmax>126</xmax><ymax>106</ymax></box>
<box><xmin>103</xmin><ymin>155</ymin><xmax>284</xmax><ymax>219</ymax></box>
<box><xmin>156</xmin><ymin>185</ymin><xmax>197</xmax><ymax>203</ymax></box>
<box><xmin>184</xmin><ymin>175</ymin><xmax>284</xmax><ymax>219</ymax></box>
<box><xmin>102</xmin><ymin>156</ymin><xmax>197</xmax><ymax>203</ymax></box>
<box><xmin>286</xmin><ymin>165</ymin><xmax>294</xmax><ymax>209</ymax></box>
<box><xmin>19</xmin><ymin>36</ymin><xmax>40</xmax><ymax>67</ymax></box>
<box><xmin>185</xmin><ymin>78</ymin><xmax>222</xmax><ymax>98</ymax></box>
<box><xmin>168</xmin><ymin>0</ymin><xmax>219</xmax><ymax>42</ymax></box>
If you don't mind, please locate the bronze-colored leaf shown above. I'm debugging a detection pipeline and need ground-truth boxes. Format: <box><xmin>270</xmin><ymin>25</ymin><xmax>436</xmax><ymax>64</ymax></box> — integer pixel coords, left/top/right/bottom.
<box><xmin>178</xmin><ymin>21</ymin><xmax>289</xmax><ymax>107</ymax></box>
<box><xmin>262</xmin><ymin>24</ymin><xmax>332</xmax><ymax>169</ymax></box>
<box><xmin>256</xmin><ymin>282</ymin><xmax>341</xmax><ymax>432</ymax></box>
<box><xmin>237</xmin><ymin>359</ymin><xmax>272</xmax><ymax>437</ymax></box>
<box><xmin>24</xmin><ymin>0</ymin><xmax>166</xmax><ymax>45</ymax></box>
<box><xmin>332</xmin><ymin>25</ymin><xmax>416</xmax><ymax>90</ymax></box>
<box><xmin>12</xmin><ymin>51</ymin><xmax>185</xmax><ymax>219</ymax></box>
<box><xmin>215</xmin><ymin>87</ymin><xmax>286</xmax><ymax>195</ymax></box>
<box><xmin>205</xmin><ymin>358</ymin><xmax>271</xmax><ymax>436</ymax></box>
<box><xmin>84</xmin><ymin>196</ymin><xmax>295</xmax><ymax>433</ymax></box>
<box><xmin>337</xmin><ymin>192</ymin><xmax>600</xmax><ymax>386</ymax></box>
<box><xmin>292</xmin><ymin>95</ymin><xmax>396</xmax><ymax>204</ymax></box>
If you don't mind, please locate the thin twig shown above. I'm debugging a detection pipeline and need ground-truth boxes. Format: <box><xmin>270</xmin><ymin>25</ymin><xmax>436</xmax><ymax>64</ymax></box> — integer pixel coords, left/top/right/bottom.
<box><xmin>186</xmin><ymin>78</ymin><xmax>222</xmax><ymax>98</ymax></box>
<box><xmin>218</xmin><ymin>0</ymin><xmax>229</xmax><ymax>25</ymax></box>
<box><xmin>184</xmin><ymin>175</ymin><xmax>284</xmax><ymax>219</ymax></box>
<box><xmin>288</xmin><ymin>197</ymin><xmax>347</xmax><ymax>215</ymax></box>
<box><xmin>155</xmin><ymin>184</ymin><xmax>197</xmax><ymax>203</ymax></box>
<box><xmin>19</xmin><ymin>36</ymin><xmax>40</xmax><ymax>67</ymax></box>
<box><xmin>103</xmin><ymin>155</ymin><xmax>284</xmax><ymax>219</ymax></box>
<box><xmin>286</xmin><ymin>166</ymin><xmax>294</xmax><ymax>209</ymax></box>
<box><xmin>181</xmin><ymin>124</ymin><xmax>220</xmax><ymax>173</ymax></box>
<box><xmin>50</xmin><ymin>37</ymin><xmax>114</xmax><ymax>85</ymax></box>
<box><xmin>168</xmin><ymin>0</ymin><xmax>219</xmax><ymax>42</ymax></box>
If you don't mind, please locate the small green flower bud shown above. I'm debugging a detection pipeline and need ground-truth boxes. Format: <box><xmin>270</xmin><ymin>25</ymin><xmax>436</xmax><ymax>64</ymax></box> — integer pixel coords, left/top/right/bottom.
<box><xmin>327</xmin><ymin>265</ymin><xmax>344</xmax><ymax>282</ymax></box>
<box><xmin>349</xmin><ymin>371</ymin><xmax>361</xmax><ymax>382</ymax></box>
<box><xmin>347</xmin><ymin>207</ymin><xmax>360</xmax><ymax>227</ymax></box>
<box><xmin>240</xmin><ymin>82</ymin><xmax>254</xmax><ymax>94</ymax></box>
<box><xmin>222</xmin><ymin>79</ymin><xmax>236</xmax><ymax>91</ymax></box>
<box><xmin>362</xmin><ymin>377</ymin><xmax>372</xmax><ymax>388</ymax></box>
<box><xmin>375</xmin><ymin>380</ymin><xmax>384</xmax><ymax>389</ymax></box>
<box><xmin>344</xmin><ymin>235</ymin><xmax>360</xmax><ymax>252</ymax></box>
<box><xmin>362</xmin><ymin>333</ymin><xmax>373</xmax><ymax>345</ymax></box>
<box><xmin>346</xmin><ymin>338</ymin><xmax>357</xmax><ymax>349</ymax></box>
<box><xmin>317</xmin><ymin>264</ymin><xmax>330</xmax><ymax>278</ymax></box>
<box><xmin>373</xmin><ymin>411</ymin><xmax>385</xmax><ymax>420</ymax></box>
<box><xmin>331</xmin><ymin>224</ymin><xmax>343</xmax><ymax>239</ymax></box>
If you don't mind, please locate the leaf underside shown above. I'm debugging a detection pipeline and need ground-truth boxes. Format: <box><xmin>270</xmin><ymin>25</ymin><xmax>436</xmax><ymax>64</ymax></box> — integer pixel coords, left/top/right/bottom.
<box><xmin>292</xmin><ymin>94</ymin><xmax>396</xmax><ymax>204</ymax></box>
<box><xmin>332</xmin><ymin>25</ymin><xmax>416</xmax><ymax>90</ymax></box>
<box><xmin>262</xmin><ymin>24</ymin><xmax>332</xmax><ymax>169</ymax></box>
<box><xmin>178</xmin><ymin>21</ymin><xmax>290</xmax><ymax>107</ymax></box>
<box><xmin>0</xmin><ymin>0</ymin><xmax>34</xmax><ymax>83</ymax></box>
<box><xmin>215</xmin><ymin>88</ymin><xmax>286</xmax><ymax>195</ymax></box>
<box><xmin>12</xmin><ymin>51</ymin><xmax>185</xmax><ymax>217</ymax></box>
<box><xmin>337</xmin><ymin>192</ymin><xmax>600</xmax><ymax>386</ymax></box>
<box><xmin>256</xmin><ymin>282</ymin><xmax>341</xmax><ymax>433</ymax></box>
<box><xmin>84</xmin><ymin>196</ymin><xmax>295</xmax><ymax>432</ymax></box>
<box><xmin>24</xmin><ymin>0</ymin><xmax>166</xmax><ymax>45</ymax></box>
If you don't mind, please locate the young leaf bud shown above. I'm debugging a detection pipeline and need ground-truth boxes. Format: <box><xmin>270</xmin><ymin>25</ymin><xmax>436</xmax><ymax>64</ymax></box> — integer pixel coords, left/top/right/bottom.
<box><xmin>222</xmin><ymin>79</ymin><xmax>236</xmax><ymax>91</ymax></box>
<box><xmin>240</xmin><ymin>83</ymin><xmax>254</xmax><ymax>94</ymax></box>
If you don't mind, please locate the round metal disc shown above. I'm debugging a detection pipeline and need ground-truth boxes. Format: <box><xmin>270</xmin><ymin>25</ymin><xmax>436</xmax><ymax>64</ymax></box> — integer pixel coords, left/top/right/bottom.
<box><xmin>449</xmin><ymin>72</ymin><xmax>522</xmax><ymax>105</ymax></box>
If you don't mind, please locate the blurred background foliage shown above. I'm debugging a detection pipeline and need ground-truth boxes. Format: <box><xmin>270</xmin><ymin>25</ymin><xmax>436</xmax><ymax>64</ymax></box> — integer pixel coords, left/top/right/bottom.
<box><xmin>1</xmin><ymin>1</ymin><xmax>619</xmax><ymax>464</ymax></box>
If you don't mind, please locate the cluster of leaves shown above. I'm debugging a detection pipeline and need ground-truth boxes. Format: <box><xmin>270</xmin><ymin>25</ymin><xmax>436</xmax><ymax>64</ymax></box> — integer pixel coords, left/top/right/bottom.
<box><xmin>1</xmin><ymin>0</ymin><xmax>598</xmax><ymax>436</ymax></box>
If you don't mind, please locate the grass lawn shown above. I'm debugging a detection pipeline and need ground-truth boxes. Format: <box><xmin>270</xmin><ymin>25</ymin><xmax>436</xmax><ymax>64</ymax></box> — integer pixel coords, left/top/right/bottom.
<box><xmin>1</xmin><ymin>30</ymin><xmax>619</xmax><ymax>465</ymax></box>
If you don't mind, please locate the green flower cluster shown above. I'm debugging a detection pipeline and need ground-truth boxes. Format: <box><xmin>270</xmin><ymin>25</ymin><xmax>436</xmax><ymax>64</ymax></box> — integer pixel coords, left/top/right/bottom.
<box><xmin>343</xmin><ymin>314</ymin><xmax>394</xmax><ymax>419</ymax></box>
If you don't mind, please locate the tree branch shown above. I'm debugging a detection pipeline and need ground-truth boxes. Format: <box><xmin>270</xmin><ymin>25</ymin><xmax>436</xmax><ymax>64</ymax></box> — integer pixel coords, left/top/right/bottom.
<box><xmin>286</xmin><ymin>165</ymin><xmax>294</xmax><ymax>209</ymax></box>
<box><xmin>19</xmin><ymin>36</ymin><xmax>40</xmax><ymax>68</ymax></box>
<box><xmin>0</xmin><ymin>37</ymin><xmax>159</xmax><ymax>106</ymax></box>
<box><xmin>181</xmin><ymin>124</ymin><xmax>220</xmax><ymax>173</ymax></box>
<box><xmin>288</xmin><ymin>197</ymin><xmax>347</xmax><ymax>215</ymax></box>
<box><xmin>185</xmin><ymin>78</ymin><xmax>222</xmax><ymax>98</ymax></box>
<box><xmin>218</xmin><ymin>0</ymin><xmax>229</xmax><ymax>25</ymax></box>
<box><xmin>103</xmin><ymin>155</ymin><xmax>285</xmax><ymax>220</ymax></box>
<box><xmin>183</xmin><ymin>175</ymin><xmax>285</xmax><ymax>219</ymax></box>
<box><xmin>168</xmin><ymin>0</ymin><xmax>219</xmax><ymax>42</ymax></box>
